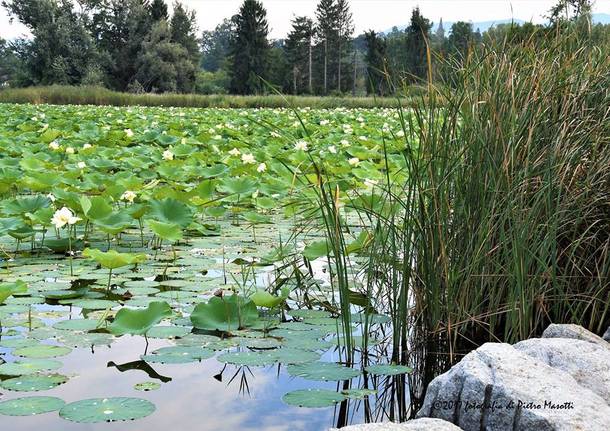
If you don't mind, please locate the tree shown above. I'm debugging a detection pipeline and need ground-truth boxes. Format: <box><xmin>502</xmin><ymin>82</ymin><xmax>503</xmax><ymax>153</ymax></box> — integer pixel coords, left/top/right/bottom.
<box><xmin>446</xmin><ymin>21</ymin><xmax>475</xmax><ymax>59</ymax></box>
<box><xmin>134</xmin><ymin>20</ymin><xmax>194</xmax><ymax>93</ymax></box>
<box><xmin>315</xmin><ymin>0</ymin><xmax>337</xmax><ymax>94</ymax></box>
<box><xmin>285</xmin><ymin>16</ymin><xmax>314</xmax><ymax>94</ymax></box>
<box><xmin>405</xmin><ymin>7</ymin><xmax>432</xmax><ymax>82</ymax></box>
<box><xmin>228</xmin><ymin>0</ymin><xmax>269</xmax><ymax>94</ymax></box>
<box><xmin>149</xmin><ymin>0</ymin><xmax>168</xmax><ymax>21</ymax></box>
<box><xmin>364</xmin><ymin>30</ymin><xmax>388</xmax><ymax>95</ymax></box>
<box><xmin>335</xmin><ymin>0</ymin><xmax>353</xmax><ymax>92</ymax></box>
<box><xmin>89</xmin><ymin>0</ymin><xmax>153</xmax><ymax>90</ymax></box>
<box><xmin>170</xmin><ymin>1</ymin><xmax>199</xmax><ymax>63</ymax></box>
<box><xmin>3</xmin><ymin>0</ymin><xmax>104</xmax><ymax>85</ymax></box>
<box><xmin>201</xmin><ymin>18</ymin><xmax>234</xmax><ymax>72</ymax></box>
<box><xmin>0</xmin><ymin>38</ymin><xmax>22</xmax><ymax>86</ymax></box>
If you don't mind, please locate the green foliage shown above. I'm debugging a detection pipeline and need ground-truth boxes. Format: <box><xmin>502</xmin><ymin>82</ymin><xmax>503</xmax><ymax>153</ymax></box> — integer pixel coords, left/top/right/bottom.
<box><xmin>0</xmin><ymin>280</ymin><xmax>27</xmax><ymax>304</ymax></box>
<box><xmin>82</xmin><ymin>248</ymin><xmax>146</xmax><ymax>269</ymax></box>
<box><xmin>229</xmin><ymin>0</ymin><xmax>270</xmax><ymax>94</ymax></box>
<box><xmin>109</xmin><ymin>301</ymin><xmax>172</xmax><ymax>336</ymax></box>
<box><xmin>190</xmin><ymin>295</ymin><xmax>259</xmax><ymax>332</ymax></box>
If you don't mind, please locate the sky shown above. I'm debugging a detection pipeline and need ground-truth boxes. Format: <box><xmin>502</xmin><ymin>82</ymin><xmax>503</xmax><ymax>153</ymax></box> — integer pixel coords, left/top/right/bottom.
<box><xmin>2</xmin><ymin>0</ymin><xmax>610</xmax><ymax>40</ymax></box>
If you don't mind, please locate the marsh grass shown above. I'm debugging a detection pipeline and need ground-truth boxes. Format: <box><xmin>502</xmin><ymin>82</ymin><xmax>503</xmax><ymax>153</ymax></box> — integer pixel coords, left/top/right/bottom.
<box><xmin>0</xmin><ymin>85</ymin><xmax>414</xmax><ymax>109</ymax></box>
<box><xmin>313</xmin><ymin>29</ymin><xmax>609</xmax><ymax>415</ymax></box>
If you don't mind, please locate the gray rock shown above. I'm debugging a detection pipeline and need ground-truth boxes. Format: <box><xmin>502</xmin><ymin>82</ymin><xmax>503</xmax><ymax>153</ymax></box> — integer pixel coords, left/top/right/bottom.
<box><xmin>604</xmin><ymin>327</ymin><xmax>610</xmax><ymax>342</ymax></box>
<box><xmin>417</xmin><ymin>343</ymin><xmax>610</xmax><ymax>431</ymax></box>
<box><xmin>514</xmin><ymin>338</ymin><xmax>610</xmax><ymax>403</ymax></box>
<box><xmin>330</xmin><ymin>418</ymin><xmax>462</xmax><ymax>431</ymax></box>
<box><xmin>542</xmin><ymin>323</ymin><xmax>608</xmax><ymax>347</ymax></box>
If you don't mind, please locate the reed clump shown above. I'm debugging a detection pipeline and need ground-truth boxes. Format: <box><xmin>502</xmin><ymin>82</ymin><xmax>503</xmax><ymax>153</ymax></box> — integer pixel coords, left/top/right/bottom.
<box><xmin>0</xmin><ymin>85</ymin><xmax>411</xmax><ymax>109</ymax></box>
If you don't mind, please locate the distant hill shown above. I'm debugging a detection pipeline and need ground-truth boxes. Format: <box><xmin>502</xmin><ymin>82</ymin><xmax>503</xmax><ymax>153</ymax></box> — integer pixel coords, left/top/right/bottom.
<box><xmin>383</xmin><ymin>13</ymin><xmax>610</xmax><ymax>35</ymax></box>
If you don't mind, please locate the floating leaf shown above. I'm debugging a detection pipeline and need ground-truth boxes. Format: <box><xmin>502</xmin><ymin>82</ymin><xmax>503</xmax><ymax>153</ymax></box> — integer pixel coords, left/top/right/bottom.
<box><xmin>59</xmin><ymin>397</ymin><xmax>155</xmax><ymax>423</ymax></box>
<box><xmin>217</xmin><ymin>350</ymin><xmax>278</xmax><ymax>366</ymax></box>
<box><xmin>282</xmin><ymin>389</ymin><xmax>346</xmax><ymax>408</ymax></box>
<box><xmin>0</xmin><ymin>359</ymin><xmax>63</xmax><ymax>376</ymax></box>
<box><xmin>365</xmin><ymin>364</ymin><xmax>413</xmax><ymax>376</ymax></box>
<box><xmin>0</xmin><ymin>374</ymin><xmax>68</xmax><ymax>392</ymax></box>
<box><xmin>0</xmin><ymin>396</ymin><xmax>65</xmax><ymax>416</ymax></box>
<box><xmin>286</xmin><ymin>362</ymin><xmax>360</xmax><ymax>381</ymax></box>
<box><xmin>134</xmin><ymin>382</ymin><xmax>161</xmax><ymax>392</ymax></box>
<box><xmin>14</xmin><ymin>344</ymin><xmax>72</xmax><ymax>359</ymax></box>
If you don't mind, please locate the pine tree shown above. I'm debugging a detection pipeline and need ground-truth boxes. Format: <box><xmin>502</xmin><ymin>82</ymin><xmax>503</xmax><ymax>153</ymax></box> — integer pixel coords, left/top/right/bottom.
<box><xmin>149</xmin><ymin>0</ymin><xmax>168</xmax><ymax>22</ymax></box>
<box><xmin>170</xmin><ymin>1</ymin><xmax>200</xmax><ymax>64</ymax></box>
<box><xmin>405</xmin><ymin>7</ymin><xmax>432</xmax><ymax>82</ymax></box>
<box><xmin>364</xmin><ymin>30</ymin><xmax>388</xmax><ymax>95</ymax></box>
<box><xmin>285</xmin><ymin>16</ymin><xmax>314</xmax><ymax>94</ymax></box>
<box><xmin>229</xmin><ymin>0</ymin><xmax>270</xmax><ymax>94</ymax></box>
<box><xmin>315</xmin><ymin>0</ymin><xmax>338</xmax><ymax>94</ymax></box>
<box><xmin>335</xmin><ymin>0</ymin><xmax>353</xmax><ymax>93</ymax></box>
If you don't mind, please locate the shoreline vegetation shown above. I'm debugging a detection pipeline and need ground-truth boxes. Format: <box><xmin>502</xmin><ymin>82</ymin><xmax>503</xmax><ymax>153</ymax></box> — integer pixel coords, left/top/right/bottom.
<box><xmin>0</xmin><ymin>85</ymin><xmax>415</xmax><ymax>109</ymax></box>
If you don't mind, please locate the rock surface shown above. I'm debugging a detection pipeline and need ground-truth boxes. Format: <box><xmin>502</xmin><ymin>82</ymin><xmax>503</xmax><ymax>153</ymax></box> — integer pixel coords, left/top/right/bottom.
<box><xmin>542</xmin><ymin>323</ymin><xmax>608</xmax><ymax>347</ymax></box>
<box><xmin>604</xmin><ymin>327</ymin><xmax>610</xmax><ymax>342</ymax></box>
<box><xmin>330</xmin><ymin>418</ymin><xmax>462</xmax><ymax>431</ymax></box>
<box><xmin>417</xmin><ymin>342</ymin><xmax>610</xmax><ymax>430</ymax></box>
<box><xmin>514</xmin><ymin>338</ymin><xmax>610</xmax><ymax>403</ymax></box>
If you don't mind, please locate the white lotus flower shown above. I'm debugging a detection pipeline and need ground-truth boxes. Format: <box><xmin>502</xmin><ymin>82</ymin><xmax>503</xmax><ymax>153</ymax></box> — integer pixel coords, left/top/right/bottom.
<box><xmin>83</xmin><ymin>143</ymin><xmax>92</xmax><ymax>150</ymax></box>
<box><xmin>124</xmin><ymin>129</ymin><xmax>134</xmax><ymax>137</ymax></box>
<box><xmin>396</xmin><ymin>130</ymin><xmax>405</xmax><ymax>137</ymax></box>
<box><xmin>51</xmin><ymin>207</ymin><xmax>81</xmax><ymax>229</ymax></box>
<box><xmin>65</xmin><ymin>146</ymin><xmax>75</xmax><ymax>154</ymax></box>
<box><xmin>295</xmin><ymin>140</ymin><xmax>308</xmax><ymax>151</ymax></box>
<box><xmin>257</xmin><ymin>163</ymin><xmax>267</xmax><ymax>173</ymax></box>
<box><xmin>77</xmin><ymin>162</ymin><xmax>87</xmax><ymax>169</ymax></box>
<box><xmin>252</xmin><ymin>189</ymin><xmax>259</xmax><ymax>199</ymax></box>
<box><xmin>228</xmin><ymin>148</ymin><xmax>241</xmax><ymax>156</ymax></box>
<box><xmin>241</xmin><ymin>153</ymin><xmax>256</xmax><ymax>164</ymax></box>
<box><xmin>348</xmin><ymin>157</ymin><xmax>360</xmax><ymax>166</ymax></box>
<box><xmin>320</xmin><ymin>120</ymin><xmax>330</xmax><ymax>126</ymax></box>
<box><xmin>47</xmin><ymin>193</ymin><xmax>56</xmax><ymax>202</ymax></box>
<box><xmin>340</xmin><ymin>139</ymin><xmax>350</xmax><ymax>147</ymax></box>
<box><xmin>121</xmin><ymin>190</ymin><xmax>137</xmax><ymax>203</ymax></box>
<box><xmin>359</xmin><ymin>136</ymin><xmax>368</xmax><ymax>141</ymax></box>
<box><xmin>364</xmin><ymin>178</ymin><xmax>379</xmax><ymax>188</ymax></box>
<box><xmin>328</xmin><ymin>145</ymin><xmax>337</xmax><ymax>154</ymax></box>
<box><xmin>162</xmin><ymin>149</ymin><xmax>174</xmax><ymax>160</ymax></box>
<box><xmin>49</xmin><ymin>141</ymin><xmax>60</xmax><ymax>150</ymax></box>
<box><xmin>213</xmin><ymin>135</ymin><xmax>222</xmax><ymax>140</ymax></box>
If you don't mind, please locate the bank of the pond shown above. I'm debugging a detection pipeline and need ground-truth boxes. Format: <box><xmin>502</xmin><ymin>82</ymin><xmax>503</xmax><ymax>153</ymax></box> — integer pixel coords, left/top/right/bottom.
<box><xmin>0</xmin><ymin>86</ymin><xmax>417</xmax><ymax>109</ymax></box>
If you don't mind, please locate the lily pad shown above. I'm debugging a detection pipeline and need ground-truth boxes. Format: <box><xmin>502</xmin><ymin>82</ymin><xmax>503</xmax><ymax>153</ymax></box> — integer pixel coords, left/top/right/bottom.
<box><xmin>365</xmin><ymin>364</ymin><xmax>413</xmax><ymax>376</ymax></box>
<box><xmin>216</xmin><ymin>350</ymin><xmax>278</xmax><ymax>366</ymax></box>
<box><xmin>0</xmin><ymin>374</ymin><xmax>69</xmax><ymax>392</ymax></box>
<box><xmin>141</xmin><ymin>346</ymin><xmax>214</xmax><ymax>364</ymax></box>
<box><xmin>14</xmin><ymin>344</ymin><xmax>72</xmax><ymax>359</ymax></box>
<box><xmin>282</xmin><ymin>389</ymin><xmax>346</xmax><ymax>408</ymax></box>
<box><xmin>53</xmin><ymin>319</ymin><xmax>100</xmax><ymax>332</ymax></box>
<box><xmin>0</xmin><ymin>359</ymin><xmax>63</xmax><ymax>376</ymax></box>
<box><xmin>0</xmin><ymin>396</ymin><xmax>65</xmax><ymax>416</ymax></box>
<box><xmin>59</xmin><ymin>397</ymin><xmax>156</xmax><ymax>423</ymax></box>
<box><xmin>134</xmin><ymin>382</ymin><xmax>161</xmax><ymax>392</ymax></box>
<box><xmin>286</xmin><ymin>362</ymin><xmax>361</xmax><ymax>381</ymax></box>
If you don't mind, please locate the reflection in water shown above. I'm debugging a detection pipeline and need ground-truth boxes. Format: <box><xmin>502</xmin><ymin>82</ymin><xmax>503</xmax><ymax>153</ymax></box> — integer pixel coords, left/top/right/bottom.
<box><xmin>107</xmin><ymin>360</ymin><xmax>172</xmax><ymax>383</ymax></box>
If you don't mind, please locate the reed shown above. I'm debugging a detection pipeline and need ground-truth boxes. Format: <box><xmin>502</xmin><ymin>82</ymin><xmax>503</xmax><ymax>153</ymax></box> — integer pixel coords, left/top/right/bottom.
<box><xmin>314</xmin><ymin>28</ymin><xmax>609</xmax><ymax>413</ymax></box>
<box><xmin>0</xmin><ymin>85</ymin><xmax>415</xmax><ymax>109</ymax></box>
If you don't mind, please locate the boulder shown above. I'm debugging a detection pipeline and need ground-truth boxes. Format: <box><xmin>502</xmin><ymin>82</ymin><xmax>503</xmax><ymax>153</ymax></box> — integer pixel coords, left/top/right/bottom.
<box><xmin>542</xmin><ymin>323</ymin><xmax>608</xmax><ymax>348</ymax></box>
<box><xmin>514</xmin><ymin>338</ymin><xmax>610</xmax><ymax>403</ymax></box>
<box><xmin>604</xmin><ymin>327</ymin><xmax>610</xmax><ymax>342</ymax></box>
<box><xmin>417</xmin><ymin>343</ymin><xmax>610</xmax><ymax>430</ymax></box>
<box><xmin>330</xmin><ymin>418</ymin><xmax>462</xmax><ymax>431</ymax></box>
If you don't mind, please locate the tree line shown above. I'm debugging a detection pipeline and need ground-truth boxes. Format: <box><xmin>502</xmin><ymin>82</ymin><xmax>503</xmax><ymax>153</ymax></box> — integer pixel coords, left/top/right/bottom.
<box><xmin>1</xmin><ymin>0</ymin><xmax>608</xmax><ymax>96</ymax></box>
